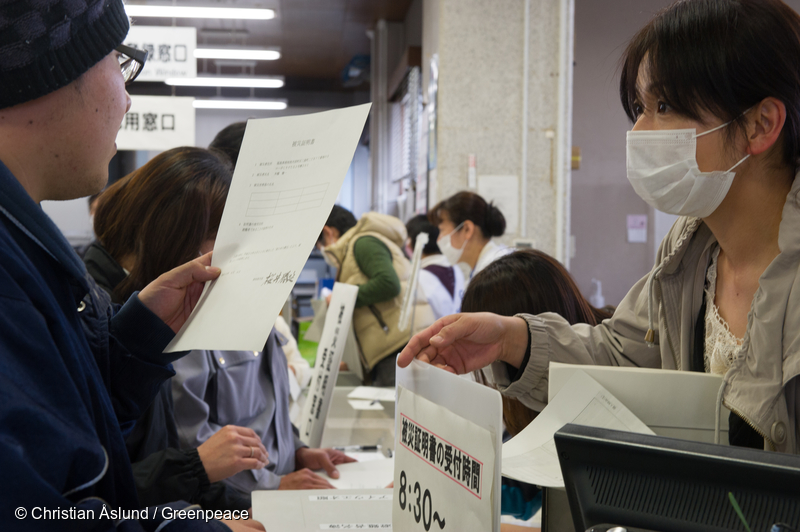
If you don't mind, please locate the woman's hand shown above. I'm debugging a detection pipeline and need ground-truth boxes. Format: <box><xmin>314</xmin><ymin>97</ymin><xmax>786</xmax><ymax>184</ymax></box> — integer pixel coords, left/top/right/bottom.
<box><xmin>197</xmin><ymin>425</ymin><xmax>269</xmax><ymax>483</ymax></box>
<box><xmin>295</xmin><ymin>447</ymin><xmax>356</xmax><ymax>480</ymax></box>
<box><xmin>138</xmin><ymin>252</ymin><xmax>220</xmax><ymax>333</ymax></box>
<box><xmin>396</xmin><ymin>313</ymin><xmax>530</xmax><ymax>373</ymax></box>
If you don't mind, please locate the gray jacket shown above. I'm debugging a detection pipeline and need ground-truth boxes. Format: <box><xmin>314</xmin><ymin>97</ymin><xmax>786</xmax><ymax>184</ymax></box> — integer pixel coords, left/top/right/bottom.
<box><xmin>171</xmin><ymin>331</ymin><xmax>306</xmax><ymax>492</ymax></box>
<box><xmin>494</xmin><ymin>175</ymin><xmax>800</xmax><ymax>454</ymax></box>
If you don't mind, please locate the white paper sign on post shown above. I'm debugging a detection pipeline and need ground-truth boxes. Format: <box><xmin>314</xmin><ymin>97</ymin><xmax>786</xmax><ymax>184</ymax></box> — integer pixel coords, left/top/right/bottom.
<box><xmin>117</xmin><ymin>95</ymin><xmax>195</xmax><ymax>151</ymax></box>
<box><xmin>123</xmin><ymin>26</ymin><xmax>197</xmax><ymax>81</ymax></box>
<box><xmin>299</xmin><ymin>282</ymin><xmax>359</xmax><ymax>448</ymax></box>
<box><xmin>394</xmin><ymin>360</ymin><xmax>502</xmax><ymax>532</ymax></box>
<box><xmin>164</xmin><ymin>104</ymin><xmax>371</xmax><ymax>352</ymax></box>
<box><xmin>398</xmin><ymin>232</ymin><xmax>428</xmax><ymax>332</ymax></box>
<box><xmin>306</xmin><ymin>298</ymin><xmax>363</xmax><ymax>382</ymax></box>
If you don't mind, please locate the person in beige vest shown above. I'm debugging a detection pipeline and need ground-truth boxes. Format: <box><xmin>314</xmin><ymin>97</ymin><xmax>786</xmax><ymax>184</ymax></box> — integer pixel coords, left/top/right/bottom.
<box><xmin>318</xmin><ymin>206</ymin><xmax>434</xmax><ymax>386</ymax></box>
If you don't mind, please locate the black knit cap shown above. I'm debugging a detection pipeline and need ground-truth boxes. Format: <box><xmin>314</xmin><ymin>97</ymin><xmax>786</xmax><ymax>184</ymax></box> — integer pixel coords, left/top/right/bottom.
<box><xmin>0</xmin><ymin>0</ymin><xmax>130</xmax><ymax>109</ymax></box>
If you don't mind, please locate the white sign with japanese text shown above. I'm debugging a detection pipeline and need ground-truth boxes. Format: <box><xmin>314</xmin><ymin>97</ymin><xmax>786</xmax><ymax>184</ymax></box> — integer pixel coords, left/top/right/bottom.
<box><xmin>123</xmin><ymin>26</ymin><xmax>197</xmax><ymax>81</ymax></box>
<box><xmin>299</xmin><ymin>282</ymin><xmax>359</xmax><ymax>448</ymax></box>
<box><xmin>394</xmin><ymin>360</ymin><xmax>501</xmax><ymax>532</ymax></box>
<box><xmin>117</xmin><ymin>95</ymin><xmax>195</xmax><ymax>151</ymax></box>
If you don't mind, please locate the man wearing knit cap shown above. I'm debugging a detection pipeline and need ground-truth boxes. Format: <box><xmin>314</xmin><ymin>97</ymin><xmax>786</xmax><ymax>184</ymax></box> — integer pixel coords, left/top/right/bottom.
<box><xmin>0</xmin><ymin>1</ymin><xmax>262</xmax><ymax>530</ymax></box>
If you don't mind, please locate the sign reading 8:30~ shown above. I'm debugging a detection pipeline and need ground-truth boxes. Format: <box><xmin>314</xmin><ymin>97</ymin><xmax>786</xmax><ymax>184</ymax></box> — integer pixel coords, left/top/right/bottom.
<box><xmin>392</xmin><ymin>386</ymin><xmax>494</xmax><ymax>531</ymax></box>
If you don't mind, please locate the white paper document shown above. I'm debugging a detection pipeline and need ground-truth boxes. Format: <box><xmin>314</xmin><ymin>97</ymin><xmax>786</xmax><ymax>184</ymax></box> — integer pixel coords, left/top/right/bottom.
<box><xmin>345</xmin><ymin>451</ymin><xmax>389</xmax><ymax>463</ymax></box>
<box><xmin>348</xmin><ymin>399</ymin><xmax>385</xmax><ymax>411</ymax></box>
<box><xmin>165</xmin><ymin>104</ymin><xmax>371</xmax><ymax>352</ymax></box>
<box><xmin>252</xmin><ymin>489</ymin><xmax>393</xmax><ymax>531</ymax></box>
<box><xmin>548</xmin><ymin>362</ymin><xmax>729</xmax><ymax>443</ymax></box>
<box><xmin>502</xmin><ymin>370</ymin><xmax>655</xmax><ymax>488</ymax></box>
<box><xmin>327</xmin><ymin>459</ymin><xmax>395</xmax><ymax>490</ymax></box>
<box><xmin>347</xmin><ymin>387</ymin><xmax>396</xmax><ymax>403</ymax></box>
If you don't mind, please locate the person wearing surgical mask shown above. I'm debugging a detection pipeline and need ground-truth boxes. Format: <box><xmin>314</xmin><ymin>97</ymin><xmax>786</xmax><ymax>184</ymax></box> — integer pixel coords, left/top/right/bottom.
<box><xmin>399</xmin><ymin>0</ymin><xmax>800</xmax><ymax>455</ymax></box>
<box><xmin>405</xmin><ymin>214</ymin><xmax>465</xmax><ymax>320</ymax></box>
<box><xmin>430</xmin><ymin>191</ymin><xmax>513</xmax><ymax>288</ymax></box>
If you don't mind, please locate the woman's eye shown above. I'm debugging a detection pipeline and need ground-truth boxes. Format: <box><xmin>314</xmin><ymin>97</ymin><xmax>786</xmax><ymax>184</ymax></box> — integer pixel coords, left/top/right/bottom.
<box><xmin>657</xmin><ymin>100</ymin><xmax>670</xmax><ymax>114</ymax></box>
<box><xmin>632</xmin><ymin>102</ymin><xmax>643</xmax><ymax>119</ymax></box>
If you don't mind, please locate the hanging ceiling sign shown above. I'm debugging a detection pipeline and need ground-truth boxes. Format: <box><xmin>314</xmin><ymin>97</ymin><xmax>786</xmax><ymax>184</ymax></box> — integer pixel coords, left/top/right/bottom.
<box><xmin>117</xmin><ymin>95</ymin><xmax>195</xmax><ymax>151</ymax></box>
<box><xmin>124</xmin><ymin>26</ymin><xmax>197</xmax><ymax>81</ymax></box>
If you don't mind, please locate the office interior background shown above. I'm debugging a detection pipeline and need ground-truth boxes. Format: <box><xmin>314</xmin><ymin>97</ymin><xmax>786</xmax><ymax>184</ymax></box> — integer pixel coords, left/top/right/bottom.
<box><xmin>42</xmin><ymin>0</ymin><xmax>800</xmax><ymax>308</ymax></box>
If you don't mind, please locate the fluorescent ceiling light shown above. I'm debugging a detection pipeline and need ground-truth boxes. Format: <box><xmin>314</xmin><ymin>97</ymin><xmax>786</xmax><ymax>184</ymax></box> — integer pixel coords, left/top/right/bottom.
<box><xmin>193</xmin><ymin>99</ymin><xmax>288</xmax><ymax>110</ymax></box>
<box><xmin>166</xmin><ymin>77</ymin><xmax>284</xmax><ymax>88</ymax></box>
<box><xmin>125</xmin><ymin>5</ymin><xmax>275</xmax><ymax>20</ymax></box>
<box><xmin>195</xmin><ymin>48</ymin><xmax>281</xmax><ymax>61</ymax></box>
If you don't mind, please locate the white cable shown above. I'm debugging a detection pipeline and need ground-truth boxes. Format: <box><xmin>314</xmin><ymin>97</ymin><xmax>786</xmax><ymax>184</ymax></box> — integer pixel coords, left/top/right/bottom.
<box><xmin>714</xmin><ymin>378</ymin><xmax>727</xmax><ymax>445</ymax></box>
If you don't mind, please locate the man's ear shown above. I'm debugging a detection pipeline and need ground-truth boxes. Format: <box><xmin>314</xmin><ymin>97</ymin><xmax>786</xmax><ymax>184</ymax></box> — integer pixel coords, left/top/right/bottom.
<box><xmin>746</xmin><ymin>97</ymin><xmax>786</xmax><ymax>157</ymax></box>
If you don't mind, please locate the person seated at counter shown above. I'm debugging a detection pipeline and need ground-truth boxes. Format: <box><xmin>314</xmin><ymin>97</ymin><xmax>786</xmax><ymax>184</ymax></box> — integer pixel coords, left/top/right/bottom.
<box><xmin>86</xmin><ymin>147</ymin><xmax>269</xmax><ymax>509</ymax></box>
<box><xmin>318</xmin><ymin>206</ymin><xmax>435</xmax><ymax>386</ymax></box>
<box><xmin>400</xmin><ymin>0</ymin><xmax>800</xmax><ymax>454</ymax></box>
<box><xmin>430</xmin><ymin>191</ymin><xmax>512</xmax><ymax>287</ymax></box>
<box><xmin>88</xmin><ymin>146</ymin><xmax>353</xmax><ymax>497</ymax></box>
<box><xmin>208</xmin><ymin>121</ymin><xmax>313</xmax><ymax>410</ymax></box>
<box><xmin>462</xmin><ymin>249</ymin><xmax>611</xmax><ymax>521</ymax></box>
<box><xmin>405</xmin><ymin>214</ymin><xmax>464</xmax><ymax>320</ymax></box>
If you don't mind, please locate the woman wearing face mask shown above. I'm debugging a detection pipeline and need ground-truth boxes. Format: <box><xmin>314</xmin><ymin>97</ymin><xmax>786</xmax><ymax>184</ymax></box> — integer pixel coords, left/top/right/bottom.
<box><xmin>400</xmin><ymin>0</ymin><xmax>800</xmax><ymax>454</ymax></box>
<box><xmin>430</xmin><ymin>191</ymin><xmax>512</xmax><ymax>285</ymax></box>
<box><xmin>405</xmin><ymin>214</ymin><xmax>465</xmax><ymax>320</ymax></box>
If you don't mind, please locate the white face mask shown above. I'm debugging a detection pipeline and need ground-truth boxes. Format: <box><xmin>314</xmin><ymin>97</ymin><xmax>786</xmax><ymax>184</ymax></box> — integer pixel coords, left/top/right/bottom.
<box><xmin>626</xmin><ymin>121</ymin><xmax>749</xmax><ymax>218</ymax></box>
<box><xmin>437</xmin><ymin>222</ymin><xmax>466</xmax><ymax>266</ymax></box>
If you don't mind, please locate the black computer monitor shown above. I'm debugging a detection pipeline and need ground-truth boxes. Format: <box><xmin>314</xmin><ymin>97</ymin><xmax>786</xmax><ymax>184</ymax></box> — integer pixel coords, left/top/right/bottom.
<box><xmin>553</xmin><ymin>423</ymin><xmax>800</xmax><ymax>532</ymax></box>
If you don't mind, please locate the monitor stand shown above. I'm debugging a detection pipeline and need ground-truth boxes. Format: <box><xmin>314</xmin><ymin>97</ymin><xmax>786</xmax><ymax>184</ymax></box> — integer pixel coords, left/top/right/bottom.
<box><xmin>542</xmin><ymin>488</ymin><xmax>576</xmax><ymax>532</ymax></box>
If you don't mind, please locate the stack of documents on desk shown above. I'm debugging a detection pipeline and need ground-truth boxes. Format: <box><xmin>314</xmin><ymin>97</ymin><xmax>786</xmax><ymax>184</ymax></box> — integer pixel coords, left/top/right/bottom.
<box><xmin>252</xmin><ymin>489</ymin><xmax>393</xmax><ymax>531</ymax></box>
<box><xmin>501</xmin><ymin>371</ymin><xmax>654</xmax><ymax>488</ymax></box>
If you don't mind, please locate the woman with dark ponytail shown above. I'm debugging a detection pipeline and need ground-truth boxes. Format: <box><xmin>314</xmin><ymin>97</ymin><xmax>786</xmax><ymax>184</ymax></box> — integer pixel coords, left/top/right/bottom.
<box><xmin>429</xmin><ymin>191</ymin><xmax>513</xmax><ymax>285</ymax></box>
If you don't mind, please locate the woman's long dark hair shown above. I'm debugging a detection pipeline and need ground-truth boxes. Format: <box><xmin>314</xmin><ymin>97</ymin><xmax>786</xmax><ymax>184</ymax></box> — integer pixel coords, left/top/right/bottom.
<box><xmin>93</xmin><ymin>147</ymin><xmax>232</xmax><ymax>302</ymax></box>
<box><xmin>461</xmin><ymin>249</ymin><xmax>611</xmax><ymax>436</ymax></box>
